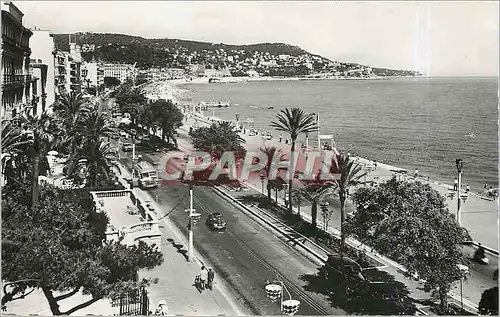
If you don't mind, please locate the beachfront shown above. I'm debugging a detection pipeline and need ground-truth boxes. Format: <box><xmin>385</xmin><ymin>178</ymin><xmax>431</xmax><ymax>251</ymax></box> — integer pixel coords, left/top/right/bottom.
<box><xmin>177</xmin><ymin>105</ymin><xmax>498</xmax><ymax>252</ymax></box>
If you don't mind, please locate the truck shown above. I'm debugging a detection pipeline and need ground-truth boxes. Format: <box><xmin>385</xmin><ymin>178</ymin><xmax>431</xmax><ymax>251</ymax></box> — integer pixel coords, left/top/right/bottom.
<box><xmin>133</xmin><ymin>160</ymin><xmax>160</xmax><ymax>189</ymax></box>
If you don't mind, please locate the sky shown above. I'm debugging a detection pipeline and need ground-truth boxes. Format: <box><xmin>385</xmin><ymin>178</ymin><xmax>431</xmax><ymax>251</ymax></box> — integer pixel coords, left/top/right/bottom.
<box><xmin>15</xmin><ymin>1</ymin><xmax>499</xmax><ymax>77</ymax></box>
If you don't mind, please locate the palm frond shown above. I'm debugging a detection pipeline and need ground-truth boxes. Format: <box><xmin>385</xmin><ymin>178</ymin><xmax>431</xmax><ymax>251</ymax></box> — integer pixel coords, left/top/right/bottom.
<box><xmin>270</xmin><ymin>107</ymin><xmax>318</xmax><ymax>141</ymax></box>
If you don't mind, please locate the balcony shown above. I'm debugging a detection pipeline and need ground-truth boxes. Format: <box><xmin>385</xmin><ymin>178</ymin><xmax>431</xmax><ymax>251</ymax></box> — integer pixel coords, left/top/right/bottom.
<box><xmin>2</xmin><ymin>74</ymin><xmax>32</xmax><ymax>87</ymax></box>
<box><xmin>2</xmin><ymin>34</ymin><xmax>31</xmax><ymax>53</ymax></box>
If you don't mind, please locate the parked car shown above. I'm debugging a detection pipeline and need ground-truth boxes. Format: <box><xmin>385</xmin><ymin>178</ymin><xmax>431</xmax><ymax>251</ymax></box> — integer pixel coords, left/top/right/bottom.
<box><xmin>206</xmin><ymin>212</ymin><xmax>227</xmax><ymax>230</ymax></box>
<box><xmin>122</xmin><ymin>143</ymin><xmax>133</xmax><ymax>152</ymax></box>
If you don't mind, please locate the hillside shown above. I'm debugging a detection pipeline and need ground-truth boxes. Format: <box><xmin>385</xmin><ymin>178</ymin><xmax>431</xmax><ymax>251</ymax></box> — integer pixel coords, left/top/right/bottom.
<box><xmin>52</xmin><ymin>32</ymin><xmax>423</xmax><ymax>77</ymax></box>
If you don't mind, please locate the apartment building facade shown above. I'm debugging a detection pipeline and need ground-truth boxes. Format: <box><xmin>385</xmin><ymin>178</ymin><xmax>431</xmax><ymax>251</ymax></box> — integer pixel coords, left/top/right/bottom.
<box><xmin>1</xmin><ymin>0</ymin><xmax>36</xmax><ymax>120</ymax></box>
<box><xmin>68</xmin><ymin>42</ymin><xmax>82</xmax><ymax>94</ymax></box>
<box><xmin>53</xmin><ymin>41</ymin><xmax>84</xmax><ymax>98</ymax></box>
<box><xmin>53</xmin><ymin>49</ymin><xmax>69</xmax><ymax>98</ymax></box>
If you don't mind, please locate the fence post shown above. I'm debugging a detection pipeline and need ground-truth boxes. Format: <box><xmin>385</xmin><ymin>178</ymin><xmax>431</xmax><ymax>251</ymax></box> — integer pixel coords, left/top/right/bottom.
<box><xmin>141</xmin><ymin>288</ymin><xmax>149</xmax><ymax>315</ymax></box>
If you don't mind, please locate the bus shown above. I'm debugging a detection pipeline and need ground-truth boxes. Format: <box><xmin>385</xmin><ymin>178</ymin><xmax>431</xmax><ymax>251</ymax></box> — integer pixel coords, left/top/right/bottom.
<box><xmin>133</xmin><ymin>160</ymin><xmax>160</xmax><ymax>189</ymax></box>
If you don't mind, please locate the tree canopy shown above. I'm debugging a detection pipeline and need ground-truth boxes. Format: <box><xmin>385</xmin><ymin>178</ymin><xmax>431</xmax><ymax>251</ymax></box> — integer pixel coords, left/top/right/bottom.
<box><xmin>347</xmin><ymin>177</ymin><xmax>467</xmax><ymax>310</ymax></box>
<box><xmin>1</xmin><ymin>183</ymin><xmax>163</xmax><ymax>315</ymax></box>
<box><xmin>189</xmin><ymin>121</ymin><xmax>246</xmax><ymax>159</ymax></box>
<box><xmin>139</xmin><ymin>100</ymin><xmax>184</xmax><ymax>147</ymax></box>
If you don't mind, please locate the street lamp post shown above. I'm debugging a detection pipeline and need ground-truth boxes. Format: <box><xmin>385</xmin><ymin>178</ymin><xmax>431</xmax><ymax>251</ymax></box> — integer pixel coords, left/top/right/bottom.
<box><xmin>185</xmin><ymin>175</ymin><xmax>201</xmax><ymax>263</ymax></box>
<box><xmin>188</xmin><ymin>182</ymin><xmax>194</xmax><ymax>262</ymax></box>
<box><xmin>305</xmin><ymin>132</ymin><xmax>309</xmax><ymax>162</ymax></box>
<box><xmin>265</xmin><ymin>280</ymin><xmax>300</xmax><ymax>315</ymax></box>
<box><xmin>283</xmin><ymin>183</ymin><xmax>289</xmax><ymax>207</ymax></box>
<box><xmin>456</xmin><ymin>159</ymin><xmax>463</xmax><ymax>225</ymax></box>
<box><xmin>260</xmin><ymin>173</ymin><xmax>266</xmax><ymax>194</ymax></box>
<box><xmin>320</xmin><ymin>202</ymin><xmax>330</xmax><ymax>232</ymax></box>
<box><xmin>457</xmin><ymin>264</ymin><xmax>469</xmax><ymax>310</ymax></box>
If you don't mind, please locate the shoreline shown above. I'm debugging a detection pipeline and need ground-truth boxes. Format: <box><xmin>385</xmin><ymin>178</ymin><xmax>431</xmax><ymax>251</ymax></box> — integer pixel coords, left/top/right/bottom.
<box><xmin>177</xmin><ymin>110</ymin><xmax>499</xmax><ymax>249</ymax></box>
<box><xmin>145</xmin><ymin>79</ymin><xmax>497</xmax><ymax>194</ymax></box>
<box><xmin>183</xmin><ymin>109</ymin><xmax>495</xmax><ymax>199</ymax></box>
<box><xmin>166</xmin><ymin>75</ymin><xmax>427</xmax><ymax>86</ymax></box>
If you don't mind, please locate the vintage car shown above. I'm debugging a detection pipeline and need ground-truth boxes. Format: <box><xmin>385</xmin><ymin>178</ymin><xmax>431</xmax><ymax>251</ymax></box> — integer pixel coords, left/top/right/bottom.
<box><xmin>206</xmin><ymin>212</ymin><xmax>227</xmax><ymax>230</ymax></box>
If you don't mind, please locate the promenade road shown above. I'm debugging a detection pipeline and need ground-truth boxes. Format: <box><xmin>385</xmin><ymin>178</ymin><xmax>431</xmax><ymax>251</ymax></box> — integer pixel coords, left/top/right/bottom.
<box><xmin>118</xmin><ymin>132</ymin><xmax>440</xmax><ymax>315</ymax></box>
<box><xmin>115</xmin><ymin>161</ymin><xmax>247</xmax><ymax>316</ymax></box>
<box><xmin>118</xmin><ymin>150</ymin><xmax>343</xmax><ymax>315</ymax></box>
<box><xmin>174</xmin><ymin>114</ymin><xmax>497</xmax><ymax>309</ymax></box>
<box><xmin>181</xmin><ymin>114</ymin><xmax>498</xmax><ymax>252</ymax></box>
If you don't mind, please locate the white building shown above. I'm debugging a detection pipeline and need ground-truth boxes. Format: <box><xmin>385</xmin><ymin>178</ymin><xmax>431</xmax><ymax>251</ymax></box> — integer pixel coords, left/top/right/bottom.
<box><xmin>29</xmin><ymin>29</ymin><xmax>55</xmax><ymax>111</ymax></box>
<box><xmin>261</xmin><ymin>60</ymin><xmax>278</xmax><ymax>67</ymax></box>
<box><xmin>103</xmin><ymin>63</ymin><xmax>136</xmax><ymax>83</ymax></box>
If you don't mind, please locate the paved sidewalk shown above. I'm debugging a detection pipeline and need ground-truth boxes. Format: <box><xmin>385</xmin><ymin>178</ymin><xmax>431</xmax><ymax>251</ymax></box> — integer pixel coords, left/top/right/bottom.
<box><xmin>117</xmin><ymin>162</ymin><xmax>248</xmax><ymax>316</ymax></box>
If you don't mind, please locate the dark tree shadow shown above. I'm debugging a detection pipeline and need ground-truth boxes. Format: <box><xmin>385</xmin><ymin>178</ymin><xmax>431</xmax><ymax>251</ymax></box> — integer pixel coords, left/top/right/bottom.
<box><xmin>166</xmin><ymin>238</ymin><xmax>189</xmax><ymax>262</ymax></box>
<box><xmin>299</xmin><ymin>266</ymin><xmax>418</xmax><ymax>315</ymax></box>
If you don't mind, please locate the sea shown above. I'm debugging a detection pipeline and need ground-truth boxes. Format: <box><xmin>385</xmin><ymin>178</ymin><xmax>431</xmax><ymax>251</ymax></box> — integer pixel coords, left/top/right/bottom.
<box><xmin>179</xmin><ymin>77</ymin><xmax>498</xmax><ymax>191</ymax></box>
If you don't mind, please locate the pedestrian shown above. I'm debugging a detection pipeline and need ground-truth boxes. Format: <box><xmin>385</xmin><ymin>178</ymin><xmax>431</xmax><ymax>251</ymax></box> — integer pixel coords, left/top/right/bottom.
<box><xmin>199</xmin><ymin>266</ymin><xmax>208</xmax><ymax>290</ymax></box>
<box><xmin>208</xmin><ymin>268</ymin><xmax>215</xmax><ymax>291</ymax></box>
<box><xmin>279</xmin><ymin>134</ymin><xmax>283</xmax><ymax>142</ymax></box>
<box><xmin>373</xmin><ymin>160</ymin><xmax>377</xmax><ymax>168</ymax></box>
<box><xmin>453</xmin><ymin>178</ymin><xmax>458</xmax><ymax>191</ymax></box>
<box><xmin>414</xmin><ymin>168</ymin><xmax>418</xmax><ymax>178</ymax></box>
<box><xmin>466</xmin><ymin>184</ymin><xmax>470</xmax><ymax>193</ymax></box>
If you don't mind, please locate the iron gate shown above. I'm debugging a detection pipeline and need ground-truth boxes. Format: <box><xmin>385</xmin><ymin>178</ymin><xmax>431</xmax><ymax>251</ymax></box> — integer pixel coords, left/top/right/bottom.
<box><xmin>112</xmin><ymin>287</ymin><xmax>149</xmax><ymax>315</ymax></box>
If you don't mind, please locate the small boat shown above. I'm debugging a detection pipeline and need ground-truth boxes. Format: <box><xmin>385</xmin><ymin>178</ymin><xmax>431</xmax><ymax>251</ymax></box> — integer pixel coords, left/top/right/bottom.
<box><xmin>467</xmin><ymin>132</ymin><xmax>476</xmax><ymax>138</ymax></box>
<box><xmin>268</xmin><ymin>106</ymin><xmax>274</xmax><ymax>110</ymax></box>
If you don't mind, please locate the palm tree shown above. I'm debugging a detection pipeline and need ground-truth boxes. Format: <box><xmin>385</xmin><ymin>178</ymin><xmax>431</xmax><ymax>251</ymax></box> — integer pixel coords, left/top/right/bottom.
<box><xmin>66</xmin><ymin>140</ymin><xmax>120</xmax><ymax>188</ymax></box>
<box><xmin>1</xmin><ymin>120</ymin><xmax>32</xmax><ymax>187</ymax></box>
<box><xmin>20</xmin><ymin>111</ymin><xmax>58</xmax><ymax>210</ymax></box>
<box><xmin>260</xmin><ymin>146</ymin><xmax>286</xmax><ymax>198</ymax></box>
<box><xmin>270</xmin><ymin>108</ymin><xmax>318</xmax><ymax>213</ymax></box>
<box><xmin>331</xmin><ymin>153</ymin><xmax>367</xmax><ymax>251</ymax></box>
<box><xmin>53</xmin><ymin>92</ymin><xmax>88</xmax><ymax>154</ymax></box>
<box><xmin>116</xmin><ymin>86</ymin><xmax>147</xmax><ymax>126</ymax></box>
<box><xmin>296</xmin><ymin>169</ymin><xmax>337</xmax><ymax>231</ymax></box>
<box><xmin>53</xmin><ymin>92</ymin><xmax>87</xmax><ymax>121</ymax></box>
<box><xmin>77</xmin><ymin>108</ymin><xmax>116</xmax><ymax>144</ymax></box>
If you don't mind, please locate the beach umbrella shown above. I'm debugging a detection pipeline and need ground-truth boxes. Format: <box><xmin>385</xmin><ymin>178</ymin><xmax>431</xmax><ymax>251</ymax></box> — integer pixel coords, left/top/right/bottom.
<box><xmin>158</xmin><ymin>300</ymin><xmax>167</xmax><ymax>306</ymax></box>
<box><xmin>47</xmin><ymin>150</ymin><xmax>58</xmax><ymax>156</ymax></box>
